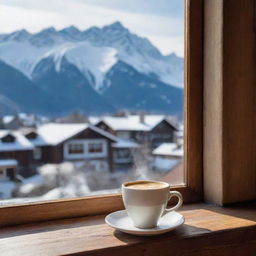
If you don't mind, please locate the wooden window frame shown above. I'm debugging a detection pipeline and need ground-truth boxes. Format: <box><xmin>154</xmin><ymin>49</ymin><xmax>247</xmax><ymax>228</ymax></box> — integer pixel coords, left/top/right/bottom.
<box><xmin>0</xmin><ymin>0</ymin><xmax>203</xmax><ymax>227</ymax></box>
<box><xmin>88</xmin><ymin>141</ymin><xmax>104</xmax><ymax>154</ymax></box>
<box><xmin>64</xmin><ymin>139</ymin><xmax>107</xmax><ymax>159</ymax></box>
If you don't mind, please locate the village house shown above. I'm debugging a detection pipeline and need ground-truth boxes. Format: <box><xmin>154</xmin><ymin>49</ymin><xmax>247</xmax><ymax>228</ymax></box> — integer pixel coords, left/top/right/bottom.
<box><xmin>0</xmin><ymin>159</ymin><xmax>18</xmax><ymax>182</ymax></box>
<box><xmin>96</xmin><ymin>114</ymin><xmax>178</xmax><ymax>149</ymax></box>
<box><xmin>0</xmin><ymin>130</ymin><xmax>35</xmax><ymax>177</ymax></box>
<box><xmin>111</xmin><ymin>140</ymin><xmax>139</xmax><ymax>171</ymax></box>
<box><xmin>24</xmin><ymin>123</ymin><xmax>139</xmax><ymax>173</ymax></box>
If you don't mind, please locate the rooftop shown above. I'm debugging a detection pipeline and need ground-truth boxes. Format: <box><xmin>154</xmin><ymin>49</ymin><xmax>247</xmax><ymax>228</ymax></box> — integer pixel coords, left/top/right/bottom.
<box><xmin>100</xmin><ymin>115</ymin><xmax>176</xmax><ymax>131</ymax></box>
<box><xmin>152</xmin><ymin>142</ymin><xmax>183</xmax><ymax>157</ymax></box>
<box><xmin>0</xmin><ymin>130</ymin><xmax>33</xmax><ymax>152</ymax></box>
<box><xmin>0</xmin><ymin>159</ymin><xmax>17</xmax><ymax>167</ymax></box>
<box><xmin>33</xmin><ymin>123</ymin><xmax>119</xmax><ymax>146</ymax></box>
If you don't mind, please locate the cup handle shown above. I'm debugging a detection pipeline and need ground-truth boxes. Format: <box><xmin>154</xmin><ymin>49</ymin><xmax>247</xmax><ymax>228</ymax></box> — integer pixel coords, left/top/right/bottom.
<box><xmin>165</xmin><ymin>191</ymin><xmax>183</xmax><ymax>212</ymax></box>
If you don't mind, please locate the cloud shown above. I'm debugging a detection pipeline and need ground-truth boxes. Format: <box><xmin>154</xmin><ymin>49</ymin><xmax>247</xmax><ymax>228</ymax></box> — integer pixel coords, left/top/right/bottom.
<box><xmin>0</xmin><ymin>0</ymin><xmax>184</xmax><ymax>56</ymax></box>
<box><xmin>0</xmin><ymin>4</ymin><xmax>66</xmax><ymax>33</ymax></box>
<box><xmin>149</xmin><ymin>36</ymin><xmax>184</xmax><ymax>56</ymax></box>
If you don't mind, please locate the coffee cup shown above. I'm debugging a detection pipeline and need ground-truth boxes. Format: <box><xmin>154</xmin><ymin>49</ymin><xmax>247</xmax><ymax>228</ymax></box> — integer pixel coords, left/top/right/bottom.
<box><xmin>122</xmin><ymin>180</ymin><xmax>183</xmax><ymax>229</ymax></box>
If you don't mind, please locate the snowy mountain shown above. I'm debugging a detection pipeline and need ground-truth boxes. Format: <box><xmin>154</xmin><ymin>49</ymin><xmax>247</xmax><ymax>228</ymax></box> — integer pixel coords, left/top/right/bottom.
<box><xmin>0</xmin><ymin>22</ymin><xmax>184</xmax><ymax>116</ymax></box>
<box><xmin>32</xmin><ymin>55</ymin><xmax>116</xmax><ymax>115</ymax></box>
<box><xmin>0</xmin><ymin>22</ymin><xmax>183</xmax><ymax>88</ymax></box>
<box><xmin>102</xmin><ymin>61</ymin><xmax>183</xmax><ymax>114</ymax></box>
<box><xmin>0</xmin><ymin>60</ymin><xmax>59</xmax><ymax>115</ymax></box>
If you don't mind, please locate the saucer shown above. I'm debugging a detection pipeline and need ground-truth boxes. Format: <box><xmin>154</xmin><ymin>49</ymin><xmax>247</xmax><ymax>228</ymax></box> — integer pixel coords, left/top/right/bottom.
<box><xmin>105</xmin><ymin>210</ymin><xmax>184</xmax><ymax>236</ymax></box>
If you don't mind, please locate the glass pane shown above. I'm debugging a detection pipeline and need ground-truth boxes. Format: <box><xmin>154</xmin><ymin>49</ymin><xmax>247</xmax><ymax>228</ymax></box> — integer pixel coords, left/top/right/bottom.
<box><xmin>0</xmin><ymin>0</ymin><xmax>184</xmax><ymax>205</ymax></box>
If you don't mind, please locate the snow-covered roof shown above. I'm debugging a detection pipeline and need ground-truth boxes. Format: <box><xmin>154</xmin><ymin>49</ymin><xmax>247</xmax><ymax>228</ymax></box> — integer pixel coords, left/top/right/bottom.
<box><xmin>153</xmin><ymin>158</ymin><xmax>179</xmax><ymax>172</ymax></box>
<box><xmin>88</xmin><ymin>125</ymin><xmax>118</xmax><ymax>142</ymax></box>
<box><xmin>0</xmin><ymin>130</ymin><xmax>34</xmax><ymax>152</ymax></box>
<box><xmin>152</xmin><ymin>143</ymin><xmax>183</xmax><ymax>157</ymax></box>
<box><xmin>33</xmin><ymin>123</ymin><xmax>118</xmax><ymax>146</ymax></box>
<box><xmin>100</xmin><ymin>115</ymin><xmax>174</xmax><ymax>131</ymax></box>
<box><xmin>33</xmin><ymin>123</ymin><xmax>89</xmax><ymax>146</ymax></box>
<box><xmin>2</xmin><ymin>115</ymin><xmax>14</xmax><ymax>124</ymax></box>
<box><xmin>112</xmin><ymin>140</ymin><xmax>139</xmax><ymax>148</ymax></box>
<box><xmin>88</xmin><ymin>116</ymin><xmax>101</xmax><ymax>125</ymax></box>
<box><xmin>0</xmin><ymin>159</ymin><xmax>17</xmax><ymax>167</ymax></box>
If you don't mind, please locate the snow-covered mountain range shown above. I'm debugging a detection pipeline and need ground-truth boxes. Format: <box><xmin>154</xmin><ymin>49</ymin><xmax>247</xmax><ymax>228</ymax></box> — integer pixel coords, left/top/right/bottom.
<box><xmin>0</xmin><ymin>22</ymin><xmax>184</xmax><ymax>116</ymax></box>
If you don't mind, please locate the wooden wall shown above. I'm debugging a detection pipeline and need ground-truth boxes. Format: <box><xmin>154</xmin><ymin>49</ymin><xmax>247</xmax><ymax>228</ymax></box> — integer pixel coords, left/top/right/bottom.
<box><xmin>204</xmin><ymin>0</ymin><xmax>256</xmax><ymax>204</ymax></box>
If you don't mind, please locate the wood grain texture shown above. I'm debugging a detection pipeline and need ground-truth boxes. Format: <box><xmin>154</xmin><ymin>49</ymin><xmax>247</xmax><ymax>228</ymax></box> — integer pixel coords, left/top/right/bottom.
<box><xmin>204</xmin><ymin>0</ymin><xmax>256</xmax><ymax>204</ymax></box>
<box><xmin>0</xmin><ymin>194</ymin><xmax>124</xmax><ymax>227</ymax></box>
<box><xmin>222</xmin><ymin>0</ymin><xmax>256</xmax><ymax>203</ymax></box>
<box><xmin>0</xmin><ymin>186</ymin><xmax>197</xmax><ymax>227</ymax></box>
<box><xmin>184</xmin><ymin>0</ymin><xmax>203</xmax><ymax>199</ymax></box>
<box><xmin>0</xmin><ymin>203</ymin><xmax>255</xmax><ymax>256</ymax></box>
<box><xmin>204</xmin><ymin>0</ymin><xmax>224</xmax><ymax>204</ymax></box>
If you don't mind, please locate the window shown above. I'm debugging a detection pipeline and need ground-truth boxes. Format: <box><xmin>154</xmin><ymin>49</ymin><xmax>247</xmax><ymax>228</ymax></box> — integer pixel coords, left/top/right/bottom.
<box><xmin>1</xmin><ymin>134</ymin><xmax>15</xmax><ymax>143</ymax></box>
<box><xmin>116</xmin><ymin>131</ymin><xmax>130</xmax><ymax>140</ymax></box>
<box><xmin>0</xmin><ymin>169</ymin><xmax>6</xmax><ymax>180</ymax></box>
<box><xmin>115</xmin><ymin>149</ymin><xmax>130</xmax><ymax>159</ymax></box>
<box><xmin>0</xmin><ymin>0</ymin><xmax>205</xmax><ymax>226</ymax></box>
<box><xmin>68</xmin><ymin>143</ymin><xmax>84</xmax><ymax>154</ymax></box>
<box><xmin>25</xmin><ymin>132</ymin><xmax>38</xmax><ymax>140</ymax></box>
<box><xmin>64</xmin><ymin>139</ymin><xmax>107</xmax><ymax>159</ymax></box>
<box><xmin>33</xmin><ymin>148</ymin><xmax>42</xmax><ymax>160</ymax></box>
<box><xmin>88</xmin><ymin>143</ymin><xmax>103</xmax><ymax>153</ymax></box>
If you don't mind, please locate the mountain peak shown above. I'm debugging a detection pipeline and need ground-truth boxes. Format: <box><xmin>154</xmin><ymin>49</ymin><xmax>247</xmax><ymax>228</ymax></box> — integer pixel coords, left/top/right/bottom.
<box><xmin>60</xmin><ymin>25</ymin><xmax>81</xmax><ymax>34</ymax></box>
<box><xmin>39</xmin><ymin>27</ymin><xmax>57</xmax><ymax>34</ymax></box>
<box><xmin>167</xmin><ymin>52</ymin><xmax>177</xmax><ymax>58</ymax></box>
<box><xmin>104</xmin><ymin>21</ymin><xmax>127</xmax><ymax>31</ymax></box>
<box><xmin>5</xmin><ymin>29</ymin><xmax>31</xmax><ymax>42</ymax></box>
<box><xmin>16</xmin><ymin>29</ymin><xmax>29</xmax><ymax>35</ymax></box>
<box><xmin>165</xmin><ymin>52</ymin><xmax>183</xmax><ymax>61</ymax></box>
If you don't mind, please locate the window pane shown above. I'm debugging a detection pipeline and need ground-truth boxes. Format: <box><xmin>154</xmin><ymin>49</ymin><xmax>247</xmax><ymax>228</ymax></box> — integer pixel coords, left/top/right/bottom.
<box><xmin>68</xmin><ymin>144</ymin><xmax>84</xmax><ymax>154</ymax></box>
<box><xmin>88</xmin><ymin>143</ymin><xmax>103</xmax><ymax>153</ymax></box>
<box><xmin>0</xmin><ymin>0</ymin><xmax>184</xmax><ymax>204</ymax></box>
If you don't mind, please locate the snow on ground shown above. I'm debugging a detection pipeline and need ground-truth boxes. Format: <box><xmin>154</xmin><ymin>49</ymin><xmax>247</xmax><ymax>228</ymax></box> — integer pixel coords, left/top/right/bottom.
<box><xmin>153</xmin><ymin>157</ymin><xmax>180</xmax><ymax>172</ymax></box>
<box><xmin>23</xmin><ymin>174</ymin><xmax>42</xmax><ymax>185</ymax></box>
<box><xmin>0</xmin><ymin>156</ymin><xmax>178</xmax><ymax>204</ymax></box>
<box><xmin>0</xmin><ymin>180</ymin><xmax>16</xmax><ymax>199</ymax></box>
<box><xmin>0</xmin><ymin>174</ymin><xmax>42</xmax><ymax>200</ymax></box>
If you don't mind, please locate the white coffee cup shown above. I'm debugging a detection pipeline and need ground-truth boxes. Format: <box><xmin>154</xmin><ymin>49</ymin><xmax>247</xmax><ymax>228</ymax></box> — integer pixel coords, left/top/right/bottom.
<box><xmin>122</xmin><ymin>180</ymin><xmax>183</xmax><ymax>229</ymax></box>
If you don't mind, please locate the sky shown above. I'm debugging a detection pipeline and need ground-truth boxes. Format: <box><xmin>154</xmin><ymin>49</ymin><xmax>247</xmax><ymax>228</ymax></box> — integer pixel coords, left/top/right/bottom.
<box><xmin>0</xmin><ymin>0</ymin><xmax>184</xmax><ymax>56</ymax></box>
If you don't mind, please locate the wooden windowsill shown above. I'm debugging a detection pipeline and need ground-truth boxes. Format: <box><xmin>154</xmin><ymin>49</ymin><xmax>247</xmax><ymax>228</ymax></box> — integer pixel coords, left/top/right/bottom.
<box><xmin>1</xmin><ymin>203</ymin><xmax>256</xmax><ymax>256</ymax></box>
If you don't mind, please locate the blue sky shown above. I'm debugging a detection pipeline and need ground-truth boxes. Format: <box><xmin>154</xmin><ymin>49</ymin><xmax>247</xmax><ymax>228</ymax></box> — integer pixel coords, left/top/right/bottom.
<box><xmin>0</xmin><ymin>0</ymin><xmax>184</xmax><ymax>56</ymax></box>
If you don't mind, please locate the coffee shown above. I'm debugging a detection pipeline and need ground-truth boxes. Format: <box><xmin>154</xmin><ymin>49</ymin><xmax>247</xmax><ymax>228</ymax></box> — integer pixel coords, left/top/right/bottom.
<box><xmin>122</xmin><ymin>180</ymin><xmax>183</xmax><ymax>228</ymax></box>
<box><xmin>125</xmin><ymin>181</ymin><xmax>167</xmax><ymax>189</ymax></box>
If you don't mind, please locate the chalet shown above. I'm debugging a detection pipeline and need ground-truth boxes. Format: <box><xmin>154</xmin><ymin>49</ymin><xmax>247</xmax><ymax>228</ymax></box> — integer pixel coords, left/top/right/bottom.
<box><xmin>0</xmin><ymin>123</ymin><xmax>140</xmax><ymax>177</ymax></box>
<box><xmin>26</xmin><ymin>123</ymin><xmax>139</xmax><ymax>172</ymax></box>
<box><xmin>112</xmin><ymin>140</ymin><xmax>139</xmax><ymax>170</ymax></box>
<box><xmin>96</xmin><ymin>115</ymin><xmax>178</xmax><ymax>149</ymax></box>
<box><xmin>0</xmin><ymin>159</ymin><xmax>18</xmax><ymax>182</ymax></box>
<box><xmin>0</xmin><ymin>130</ymin><xmax>35</xmax><ymax>177</ymax></box>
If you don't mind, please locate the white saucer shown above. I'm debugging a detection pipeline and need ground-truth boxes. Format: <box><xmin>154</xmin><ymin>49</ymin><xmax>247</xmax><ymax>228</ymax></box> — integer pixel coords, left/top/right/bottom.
<box><xmin>105</xmin><ymin>210</ymin><xmax>184</xmax><ymax>236</ymax></box>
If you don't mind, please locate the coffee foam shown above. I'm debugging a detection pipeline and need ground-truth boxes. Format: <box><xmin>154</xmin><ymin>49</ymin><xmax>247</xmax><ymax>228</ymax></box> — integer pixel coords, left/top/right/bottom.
<box><xmin>125</xmin><ymin>181</ymin><xmax>168</xmax><ymax>189</ymax></box>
